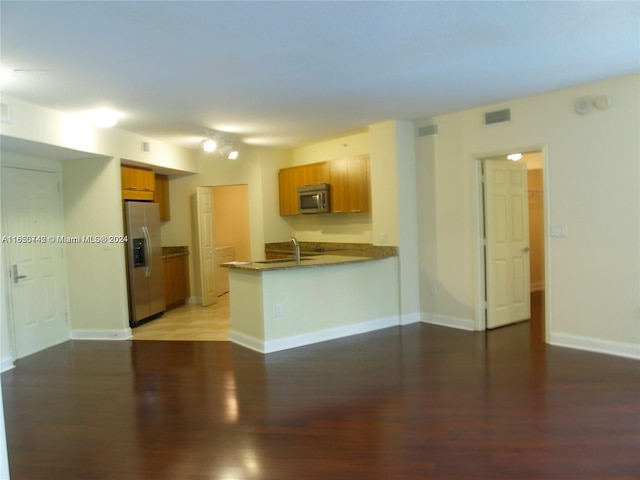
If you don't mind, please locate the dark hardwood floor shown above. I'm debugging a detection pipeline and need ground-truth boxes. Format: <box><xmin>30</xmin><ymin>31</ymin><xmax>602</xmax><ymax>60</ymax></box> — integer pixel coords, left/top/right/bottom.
<box><xmin>3</xmin><ymin>302</ymin><xmax>639</xmax><ymax>479</ymax></box>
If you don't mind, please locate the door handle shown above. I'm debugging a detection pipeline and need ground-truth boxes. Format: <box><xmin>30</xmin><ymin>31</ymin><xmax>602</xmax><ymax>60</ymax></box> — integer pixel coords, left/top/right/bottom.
<box><xmin>523</xmin><ymin>246</ymin><xmax>531</xmax><ymax>253</ymax></box>
<box><xmin>11</xmin><ymin>264</ymin><xmax>27</xmax><ymax>284</ymax></box>
<box><xmin>142</xmin><ymin>226</ymin><xmax>152</xmax><ymax>278</ymax></box>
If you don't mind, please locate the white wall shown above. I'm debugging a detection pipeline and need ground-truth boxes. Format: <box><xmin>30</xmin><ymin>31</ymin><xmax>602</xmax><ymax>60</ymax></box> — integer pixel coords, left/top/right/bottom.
<box><xmin>416</xmin><ymin>73</ymin><xmax>640</xmax><ymax>358</ymax></box>
<box><xmin>1</xmin><ymin>95</ymin><xmax>198</xmax><ymax>174</ymax></box>
<box><xmin>228</xmin><ymin>256</ymin><xmax>400</xmax><ymax>353</ymax></box>
<box><xmin>0</xmin><ymin>159</ymin><xmax>12</xmax><ymax>371</ymax></box>
<box><xmin>62</xmin><ymin>157</ymin><xmax>130</xmax><ymax>336</ymax></box>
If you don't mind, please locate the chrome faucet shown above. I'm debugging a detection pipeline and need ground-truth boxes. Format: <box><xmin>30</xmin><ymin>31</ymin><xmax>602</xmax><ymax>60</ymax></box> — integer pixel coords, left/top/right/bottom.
<box><xmin>291</xmin><ymin>236</ymin><xmax>301</xmax><ymax>263</ymax></box>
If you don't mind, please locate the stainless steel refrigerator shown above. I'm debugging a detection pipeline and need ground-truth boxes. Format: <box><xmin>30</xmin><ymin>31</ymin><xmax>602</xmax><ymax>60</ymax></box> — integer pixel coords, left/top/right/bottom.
<box><xmin>124</xmin><ymin>201</ymin><xmax>165</xmax><ymax>327</ymax></box>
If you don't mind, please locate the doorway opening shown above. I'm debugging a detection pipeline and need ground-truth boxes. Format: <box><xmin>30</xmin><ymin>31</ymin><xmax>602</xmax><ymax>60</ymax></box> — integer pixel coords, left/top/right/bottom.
<box><xmin>477</xmin><ymin>150</ymin><xmax>547</xmax><ymax>343</ymax></box>
<box><xmin>194</xmin><ymin>184</ymin><xmax>251</xmax><ymax>306</ymax></box>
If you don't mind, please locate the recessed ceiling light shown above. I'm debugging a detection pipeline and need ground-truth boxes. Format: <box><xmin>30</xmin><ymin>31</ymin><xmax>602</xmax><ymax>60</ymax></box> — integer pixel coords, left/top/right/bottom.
<box><xmin>507</xmin><ymin>153</ymin><xmax>522</xmax><ymax>161</ymax></box>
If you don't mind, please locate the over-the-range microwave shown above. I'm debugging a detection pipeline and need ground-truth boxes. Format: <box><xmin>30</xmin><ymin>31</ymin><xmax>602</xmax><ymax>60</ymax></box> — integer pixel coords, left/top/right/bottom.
<box><xmin>297</xmin><ymin>183</ymin><xmax>330</xmax><ymax>214</ymax></box>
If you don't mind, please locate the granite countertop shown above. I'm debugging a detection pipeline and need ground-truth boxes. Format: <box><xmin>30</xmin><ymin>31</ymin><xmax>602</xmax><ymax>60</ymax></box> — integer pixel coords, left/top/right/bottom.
<box><xmin>162</xmin><ymin>246</ymin><xmax>189</xmax><ymax>259</ymax></box>
<box><xmin>222</xmin><ymin>254</ymin><xmax>379</xmax><ymax>271</ymax></box>
<box><xmin>264</xmin><ymin>242</ymin><xmax>397</xmax><ymax>259</ymax></box>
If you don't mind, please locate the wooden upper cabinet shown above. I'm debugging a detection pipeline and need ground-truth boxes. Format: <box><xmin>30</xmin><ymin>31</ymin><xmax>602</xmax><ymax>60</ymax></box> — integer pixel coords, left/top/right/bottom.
<box><xmin>278</xmin><ymin>155</ymin><xmax>370</xmax><ymax>216</ymax></box>
<box><xmin>121</xmin><ymin>165</ymin><xmax>155</xmax><ymax>201</ymax></box>
<box><xmin>278</xmin><ymin>168</ymin><xmax>299</xmax><ymax>216</ymax></box>
<box><xmin>330</xmin><ymin>155</ymin><xmax>370</xmax><ymax>213</ymax></box>
<box><xmin>329</xmin><ymin>158</ymin><xmax>348</xmax><ymax>213</ymax></box>
<box><xmin>299</xmin><ymin>162</ymin><xmax>330</xmax><ymax>186</ymax></box>
<box><xmin>154</xmin><ymin>174</ymin><xmax>170</xmax><ymax>221</ymax></box>
<box><xmin>343</xmin><ymin>155</ymin><xmax>370</xmax><ymax>213</ymax></box>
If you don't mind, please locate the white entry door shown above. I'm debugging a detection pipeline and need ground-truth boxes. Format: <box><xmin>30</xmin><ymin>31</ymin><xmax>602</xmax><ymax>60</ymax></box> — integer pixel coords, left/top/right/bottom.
<box><xmin>484</xmin><ymin>159</ymin><xmax>531</xmax><ymax>329</ymax></box>
<box><xmin>195</xmin><ymin>186</ymin><xmax>217</xmax><ymax>306</ymax></box>
<box><xmin>2</xmin><ymin>167</ymin><xmax>69</xmax><ymax>357</ymax></box>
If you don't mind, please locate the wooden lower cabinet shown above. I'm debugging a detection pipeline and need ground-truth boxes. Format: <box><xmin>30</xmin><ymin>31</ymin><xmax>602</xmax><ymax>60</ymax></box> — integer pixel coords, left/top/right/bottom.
<box><xmin>163</xmin><ymin>255</ymin><xmax>190</xmax><ymax>309</ymax></box>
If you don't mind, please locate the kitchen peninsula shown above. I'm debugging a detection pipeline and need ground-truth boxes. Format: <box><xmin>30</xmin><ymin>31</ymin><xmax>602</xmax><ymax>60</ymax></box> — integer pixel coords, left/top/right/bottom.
<box><xmin>223</xmin><ymin>243</ymin><xmax>399</xmax><ymax>353</ymax></box>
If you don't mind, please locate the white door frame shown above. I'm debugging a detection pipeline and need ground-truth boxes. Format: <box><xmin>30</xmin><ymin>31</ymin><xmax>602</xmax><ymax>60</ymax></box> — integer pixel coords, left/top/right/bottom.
<box><xmin>471</xmin><ymin>146</ymin><xmax>552</xmax><ymax>342</ymax></box>
<box><xmin>1</xmin><ymin>157</ymin><xmax>71</xmax><ymax>362</ymax></box>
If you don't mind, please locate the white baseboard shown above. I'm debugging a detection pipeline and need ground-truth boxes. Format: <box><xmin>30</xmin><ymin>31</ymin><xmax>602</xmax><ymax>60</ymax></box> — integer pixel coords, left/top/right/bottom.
<box><xmin>1</xmin><ymin>356</ymin><xmax>15</xmax><ymax>373</ymax></box>
<box><xmin>550</xmin><ymin>332</ymin><xmax>640</xmax><ymax>360</ymax></box>
<box><xmin>228</xmin><ymin>330</ymin><xmax>265</xmax><ymax>354</ymax></box>
<box><xmin>422</xmin><ymin>313</ymin><xmax>475</xmax><ymax>331</ymax></box>
<box><xmin>186</xmin><ymin>296</ymin><xmax>201</xmax><ymax>305</ymax></box>
<box><xmin>230</xmin><ymin>316</ymin><xmax>400</xmax><ymax>354</ymax></box>
<box><xmin>400</xmin><ymin>312</ymin><xmax>422</xmax><ymax>326</ymax></box>
<box><xmin>71</xmin><ymin>329</ymin><xmax>133</xmax><ymax>340</ymax></box>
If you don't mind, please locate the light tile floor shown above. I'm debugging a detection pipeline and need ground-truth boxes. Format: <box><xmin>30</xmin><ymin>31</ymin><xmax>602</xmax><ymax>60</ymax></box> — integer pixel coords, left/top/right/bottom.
<box><xmin>132</xmin><ymin>294</ymin><xmax>230</xmax><ymax>341</ymax></box>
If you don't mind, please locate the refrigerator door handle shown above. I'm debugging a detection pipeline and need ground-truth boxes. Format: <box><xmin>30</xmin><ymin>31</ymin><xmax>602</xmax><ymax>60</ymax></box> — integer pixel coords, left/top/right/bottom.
<box><xmin>142</xmin><ymin>225</ymin><xmax>152</xmax><ymax>278</ymax></box>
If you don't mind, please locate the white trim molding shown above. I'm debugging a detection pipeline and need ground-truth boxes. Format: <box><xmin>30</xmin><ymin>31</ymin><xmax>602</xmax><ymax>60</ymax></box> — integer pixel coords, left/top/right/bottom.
<box><xmin>422</xmin><ymin>313</ymin><xmax>475</xmax><ymax>331</ymax></box>
<box><xmin>400</xmin><ymin>312</ymin><xmax>421</xmax><ymax>326</ymax></box>
<box><xmin>71</xmin><ymin>329</ymin><xmax>133</xmax><ymax>340</ymax></box>
<box><xmin>550</xmin><ymin>332</ymin><xmax>640</xmax><ymax>360</ymax></box>
<box><xmin>1</xmin><ymin>356</ymin><xmax>15</xmax><ymax>373</ymax></box>
<box><xmin>228</xmin><ymin>331</ymin><xmax>264</xmax><ymax>354</ymax></box>
<box><xmin>231</xmin><ymin>316</ymin><xmax>400</xmax><ymax>354</ymax></box>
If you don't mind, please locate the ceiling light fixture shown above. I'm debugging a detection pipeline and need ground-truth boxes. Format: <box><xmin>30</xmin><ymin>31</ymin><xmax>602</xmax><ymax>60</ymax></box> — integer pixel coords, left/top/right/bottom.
<box><xmin>218</xmin><ymin>143</ymin><xmax>233</xmax><ymax>157</ymax></box>
<box><xmin>201</xmin><ymin>130</ymin><xmax>239</xmax><ymax>159</ymax></box>
<box><xmin>507</xmin><ymin>153</ymin><xmax>523</xmax><ymax>161</ymax></box>
<box><xmin>202</xmin><ymin>138</ymin><xmax>217</xmax><ymax>152</ymax></box>
<box><xmin>201</xmin><ymin>130</ymin><xmax>218</xmax><ymax>152</ymax></box>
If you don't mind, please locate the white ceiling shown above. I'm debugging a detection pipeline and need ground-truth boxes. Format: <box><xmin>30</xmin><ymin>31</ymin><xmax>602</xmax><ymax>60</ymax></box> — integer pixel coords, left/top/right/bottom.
<box><xmin>1</xmin><ymin>1</ymin><xmax>638</xmax><ymax>152</ymax></box>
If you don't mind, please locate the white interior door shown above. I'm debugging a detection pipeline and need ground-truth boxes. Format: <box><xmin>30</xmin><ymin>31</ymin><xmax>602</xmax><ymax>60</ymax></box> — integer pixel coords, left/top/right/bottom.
<box><xmin>195</xmin><ymin>186</ymin><xmax>217</xmax><ymax>306</ymax></box>
<box><xmin>2</xmin><ymin>167</ymin><xmax>69</xmax><ymax>357</ymax></box>
<box><xmin>484</xmin><ymin>159</ymin><xmax>531</xmax><ymax>329</ymax></box>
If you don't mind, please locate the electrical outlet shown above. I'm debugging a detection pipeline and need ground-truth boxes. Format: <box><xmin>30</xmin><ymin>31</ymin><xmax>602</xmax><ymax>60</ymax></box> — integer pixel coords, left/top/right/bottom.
<box><xmin>275</xmin><ymin>304</ymin><xmax>283</xmax><ymax>317</ymax></box>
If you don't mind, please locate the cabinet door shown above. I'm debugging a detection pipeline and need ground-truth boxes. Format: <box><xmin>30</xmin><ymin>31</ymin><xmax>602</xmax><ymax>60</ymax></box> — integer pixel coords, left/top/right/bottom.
<box><xmin>278</xmin><ymin>168</ymin><xmax>299</xmax><ymax>215</ymax></box>
<box><xmin>164</xmin><ymin>255</ymin><xmax>189</xmax><ymax>308</ymax></box>
<box><xmin>121</xmin><ymin>165</ymin><xmax>155</xmax><ymax>201</ymax></box>
<box><xmin>329</xmin><ymin>158</ymin><xmax>348</xmax><ymax>213</ymax></box>
<box><xmin>299</xmin><ymin>162</ymin><xmax>329</xmax><ymax>186</ymax></box>
<box><xmin>345</xmin><ymin>155</ymin><xmax>370</xmax><ymax>213</ymax></box>
<box><xmin>328</xmin><ymin>155</ymin><xmax>370</xmax><ymax>213</ymax></box>
<box><xmin>121</xmin><ymin>166</ymin><xmax>155</xmax><ymax>191</ymax></box>
<box><xmin>141</xmin><ymin>169</ymin><xmax>155</xmax><ymax>192</ymax></box>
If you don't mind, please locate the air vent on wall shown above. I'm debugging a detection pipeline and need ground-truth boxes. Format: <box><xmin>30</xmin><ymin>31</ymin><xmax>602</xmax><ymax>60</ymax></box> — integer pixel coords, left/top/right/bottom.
<box><xmin>417</xmin><ymin>123</ymin><xmax>438</xmax><ymax>137</ymax></box>
<box><xmin>141</xmin><ymin>141</ymin><xmax>150</xmax><ymax>153</ymax></box>
<box><xmin>484</xmin><ymin>108</ymin><xmax>511</xmax><ymax>126</ymax></box>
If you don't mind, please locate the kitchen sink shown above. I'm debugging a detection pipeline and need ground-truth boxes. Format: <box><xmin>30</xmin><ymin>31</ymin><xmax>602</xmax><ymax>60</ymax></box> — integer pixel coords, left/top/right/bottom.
<box><xmin>254</xmin><ymin>257</ymin><xmax>313</xmax><ymax>264</ymax></box>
